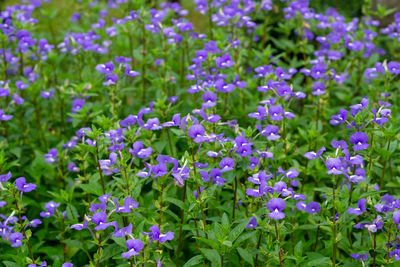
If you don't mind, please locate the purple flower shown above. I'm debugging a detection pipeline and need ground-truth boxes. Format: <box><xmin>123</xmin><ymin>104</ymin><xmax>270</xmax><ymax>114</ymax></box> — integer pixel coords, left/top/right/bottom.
<box><xmin>95</xmin><ymin>61</ymin><xmax>114</xmax><ymax>74</ymax></box>
<box><xmin>387</xmin><ymin>61</ymin><xmax>400</xmax><ymax>75</ymax></box>
<box><xmin>71</xmin><ymin>99</ymin><xmax>85</xmax><ymax>113</ymax></box>
<box><xmin>0</xmin><ymin>88</ymin><xmax>9</xmax><ymax>97</ymax></box>
<box><xmin>351</xmin><ymin>253</ymin><xmax>368</xmax><ymax>261</ymax></box>
<box><xmin>248</xmin><ymin>106</ymin><xmax>267</xmax><ymax>121</ymax></box>
<box><xmin>325</xmin><ymin>158</ymin><xmax>344</xmax><ymax>175</ymax></box>
<box><xmin>349</xmin><ymin>168</ymin><xmax>366</xmax><ymax>183</ymax></box>
<box><xmin>71</xmin><ymin>12</ymin><xmax>81</xmax><ymax>22</ymax></box>
<box><xmin>142</xmin><ymin>118</ymin><xmax>162</xmax><ymax>130</ymax></box>
<box><xmin>115</xmin><ymin>56</ymin><xmax>132</xmax><ymax>64</ymax></box>
<box><xmin>193</xmin><ymin>186</ymin><xmax>204</xmax><ymax>199</ymax></box>
<box><xmin>91</xmin><ymin>211</ymin><xmax>117</xmax><ymax>231</ymax></box>
<box><xmin>219</xmin><ymin>157</ymin><xmax>234</xmax><ymax>172</ymax></box>
<box><xmin>0</xmin><ymin>171</ymin><xmax>12</xmax><ymax>182</ymax></box>
<box><xmin>246</xmin><ymin>216</ymin><xmax>257</xmax><ymax>228</ymax></box>
<box><xmin>162</xmin><ymin>113</ymin><xmax>180</xmax><ymax>127</ymax></box>
<box><xmin>99</xmin><ymin>159</ymin><xmax>119</xmax><ymax>176</ymax></box>
<box><xmin>70</xmin><ymin>216</ymin><xmax>90</xmax><ymax>231</ymax></box>
<box><xmin>67</xmin><ymin>162</ymin><xmax>80</xmax><ymax>172</ymax></box>
<box><xmin>210</xmin><ymin>168</ymin><xmax>225</xmax><ymax>186</ymax></box>
<box><xmin>268</xmin><ymin>105</ymin><xmax>284</xmax><ymax>121</ymax></box>
<box><xmin>215</xmin><ymin>54</ymin><xmax>234</xmax><ymax>69</ymax></box>
<box><xmin>330</xmin><ymin>109</ymin><xmax>348</xmax><ymax>126</ymax></box>
<box><xmin>0</xmin><ymin>109</ymin><xmax>13</xmax><ymax>121</ymax></box>
<box><xmin>350</xmin><ymin>98</ymin><xmax>369</xmax><ymax>117</ymax></box>
<box><xmin>393</xmin><ymin>210</ymin><xmax>400</xmax><ymax>225</ymax></box>
<box><xmin>364</xmin><ymin>67</ymin><xmax>379</xmax><ymax>80</ymax></box>
<box><xmin>349</xmin><ymin>132</ymin><xmax>369</xmax><ymax>151</ymax></box>
<box><xmin>188</xmin><ymin>124</ymin><xmax>207</xmax><ymax>143</ymax></box>
<box><xmin>116</xmin><ymin>197</ymin><xmax>139</xmax><ymax>213</ymax></box>
<box><xmin>114</xmin><ymin>223</ymin><xmax>133</xmax><ymax>238</ymax></box>
<box><xmin>348</xmin><ymin>198</ymin><xmax>367</xmax><ymax>216</ymax></box>
<box><xmin>15</xmin><ymin>177</ymin><xmax>36</xmax><ymax>192</ymax></box>
<box><xmin>151</xmin><ymin>163</ymin><xmax>168</xmax><ymax>177</ymax></box>
<box><xmin>361</xmin><ymin>216</ymin><xmax>384</xmax><ymax>233</ymax></box>
<box><xmin>305</xmin><ymin>202</ymin><xmax>321</xmax><ymax>214</ymax></box>
<box><xmin>311</xmin><ymin>81</ymin><xmax>326</xmax><ymax>95</ymax></box>
<box><xmin>12</xmin><ymin>94</ymin><xmax>24</xmax><ymax>105</ymax></box>
<box><xmin>9</xmin><ymin>232</ymin><xmax>23</xmax><ymax>247</ymax></box>
<box><xmin>103</xmin><ymin>73</ymin><xmax>119</xmax><ymax>86</ymax></box>
<box><xmin>121</xmin><ymin>239</ymin><xmax>144</xmax><ymax>258</ymax></box>
<box><xmin>129</xmin><ymin>141</ymin><xmax>152</xmax><ymax>159</ymax></box>
<box><xmin>258</xmin><ymin>124</ymin><xmax>280</xmax><ymax>140</ymax></box>
<box><xmin>16</xmin><ymin>80</ymin><xmax>29</xmax><ymax>90</ymax></box>
<box><xmin>120</xmin><ymin>115</ymin><xmax>137</xmax><ymax>127</ymax></box>
<box><xmin>40</xmin><ymin>201</ymin><xmax>60</xmax><ymax>217</ymax></box>
<box><xmin>143</xmin><ymin>225</ymin><xmax>174</xmax><ymax>243</ymax></box>
<box><xmin>296</xmin><ymin>201</ymin><xmax>306</xmax><ymax>211</ymax></box>
<box><xmin>266</xmin><ymin>198</ymin><xmax>286</xmax><ymax>220</ymax></box>
<box><xmin>124</xmin><ymin>64</ymin><xmax>140</xmax><ymax>77</ymax></box>
<box><xmin>304</xmin><ymin>147</ymin><xmax>325</xmax><ymax>160</ymax></box>
<box><xmin>202</xmin><ymin>91</ymin><xmax>217</xmax><ymax>109</ymax></box>
<box><xmin>331</xmin><ymin>140</ymin><xmax>348</xmax><ymax>150</ymax></box>
<box><xmin>276</xmin><ymin>84</ymin><xmax>292</xmax><ymax>96</ymax></box>
<box><xmin>310</xmin><ymin>64</ymin><xmax>326</xmax><ymax>79</ymax></box>
<box><xmin>44</xmin><ymin>148</ymin><xmax>58</xmax><ymax>163</ymax></box>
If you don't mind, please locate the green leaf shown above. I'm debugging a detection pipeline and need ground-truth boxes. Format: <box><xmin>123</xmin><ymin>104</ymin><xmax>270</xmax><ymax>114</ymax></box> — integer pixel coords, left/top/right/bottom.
<box><xmin>221</xmin><ymin>213</ymin><xmax>230</xmax><ymax>229</ymax></box>
<box><xmin>214</xmin><ymin>223</ymin><xmax>226</xmax><ymax>241</ymax></box>
<box><xmin>234</xmin><ymin>231</ymin><xmax>257</xmax><ymax>247</ymax></box>
<box><xmin>3</xmin><ymin>261</ymin><xmax>20</xmax><ymax>267</ymax></box>
<box><xmin>78</xmin><ymin>174</ymin><xmax>103</xmax><ymax>196</ymax></box>
<box><xmin>222</xmin><ymin>240</ymin><xmax>232</xmax><ymax>247</ymax></box>
<box><xmin>294</xmin><ymin>241</ymin><xmax>303</xmax><ymax>257</ymax></box>
<box><xmin>25</xmin><ymin>229</ymin><xmax>32</xmax><ymax>240</ymax></box>
<box><xmin>78</xmin><ymin>183</ymin><xmax>103</xmax><ymax>196</ymax></box>
<box><xmin>101</xmin><ymin>244</ymin><xmax>122</xmax><ymax>261</ymax></box>
<box><xmin>154</xmin><ymin>141</ymin><xmax>167</xmax><ymax>153</ymax></box>
<box><xmin>200</xmin><ymin>248</ymin><xmax>221</xmax><ymax>267</ymax></box>
<box><xmin>237</xmin><ymin>247</ymin><xmax>254</xmax><ymax>265</ymax></box>
<box><xmin>195</xmin><ymin>237</ymin><xmax>220</xmax><ymax>250</ymax></box>
<box><xmin>227</xmin><ymin>221</ymin><xmax>248</xmax><ymax>242</ymax></box>
<box><xmin>305</xmin><ymin>253</ymin><xmax>329</xmax><ymax>267</ymax></box>
<box><xmin>183</xmin><ymin>255</ymin><xmax>204</xmax><ymax>267</ymax></box>
<box><xmin>63</xmin><ymin>239</ymin><xmax>82</xmax><ymax>249</ymax></box>
<box><xmin>165</xmin><ymin>197</ymin><xmax>187</xmax><ymax>211</ymax></box>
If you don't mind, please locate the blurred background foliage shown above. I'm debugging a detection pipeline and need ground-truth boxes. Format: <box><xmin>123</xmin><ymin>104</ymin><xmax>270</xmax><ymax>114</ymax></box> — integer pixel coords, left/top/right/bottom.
<box><xmin>0</xmin><ymin>0</ymin><xmax>397</xmax><ymax>43</ymax></box>
<box><xmin>1</xmin><ymin>0</ymin><xmax>397</xmax><ymax>25</ymax></box>
<box><xmin>0</xmin><ymin>0</ymin><xmax>366</xmax><ymax>19</ymax></box>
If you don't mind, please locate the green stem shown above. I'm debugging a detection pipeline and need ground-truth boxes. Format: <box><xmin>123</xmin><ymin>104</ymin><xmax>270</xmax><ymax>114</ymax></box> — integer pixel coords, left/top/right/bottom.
<box><xmin>232</xmin><ymin>175</ymin><xmax>238</xmax><ymax>220</ymax></box>
<box><xmin>386</xmin><ymin>223</ymin><xmax>392</xmax><ymax>267</ymax></box>
<box><xmin>313</xmin><ymin>222</ymin><xmax>320</xmax><ymax>251</ymax></box>
<box><xmin>372</xmin><ymin>232</ymin><xmax>377</xmax><ymax>267</ymax></box>
<box><xmin>141</xmin><ymin>17</ymin><xmax>147</xmax><ymax>103</ymax></box>
<box><xmin>332</xmin><ymin>180</ymin><xmax>337</xmax><ymax>267</ymax></box>
<box><xmin>274</xmin><ymin>221</ymin><xmax>283</xmax><ymax>267</ymax></box>
<box><xmin>13</xmin><ymin>190</ymin><xmax>35</xmax><ymax>263</ymax></box>
<box><xmin>1</xmin><ymin>38</ymin><xmax>8</xmax><ymax>79</ymax></box>
<box><xmin>191</xmin><ymin>145</ymin><xmax>207</xmax><ymax>236</ymax></box>
<box><xmin>207</xmin><ymin>0</ymin><xmax>213</xmax><ymax>39</ymax></box>
<box><xmin>94</xmin><ymin>143</ymin><xmax>106</xmax><ymax>194</ymax></box>
<box><xmin>96</xmin><ymin>233</ymin><xmax>102</xmax><ymax>267</ymax></box>
<box><xmin>379</xmin><ymin>140</ymin><xmax>391</xmax><ymax>189</ymax></box>
<box><xmin>176</xmin><ymin>180</ymin><xmax>187</xmax><ymax>267</ymax></box>
<box><xmin>254</xmin><ymin>229</ymin><xmax>263</xmax><ymax>267</ymax></box>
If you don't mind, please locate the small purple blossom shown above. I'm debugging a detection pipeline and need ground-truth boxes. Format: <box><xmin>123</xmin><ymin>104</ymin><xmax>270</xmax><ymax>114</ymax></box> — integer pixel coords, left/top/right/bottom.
<box><xmin>143</xmin><ymin>225</ymin><xmax>174</xmax><ymax>243</ymax></box>
<box><xmin>266</xmin><ymin>198</ymin><xmax>286</xmax><ymax>220</ymax></box>
<box><xmin>349</xmin><ymin>132</ymin><xmax>369</xmax><ymax>151</ymax></box>
<box><xmin>15</xmin><ymin>177</ymin><xmax>36</xmax><ymax>192</ymax></box>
